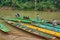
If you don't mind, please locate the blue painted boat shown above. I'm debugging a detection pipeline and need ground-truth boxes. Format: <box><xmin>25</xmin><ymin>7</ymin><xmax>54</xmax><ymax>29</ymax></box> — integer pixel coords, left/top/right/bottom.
<box><xmin>31</xmin><ymin>23</ymin><xmax>60</xmax><ymax>32</ymax></box>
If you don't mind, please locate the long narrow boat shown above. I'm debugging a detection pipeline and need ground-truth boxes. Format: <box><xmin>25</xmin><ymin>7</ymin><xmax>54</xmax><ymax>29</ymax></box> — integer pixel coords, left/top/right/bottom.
<box><xmin>5</xmin><ymin>20</ymin><xmax>56</xmax><ymax>39</ymax></box>
<box><xmin>17</xmin><ymin>16</ymin><xmax>48</xmax><ymax>23</ymax></box>
<box><xmin>6</xmin><ymin>18</ymin><xmax>31</xmax><ymax>22</ymax></box>
<box><xmin>31</xmin><ymin>23</ymin><xmax>60</xmax><ymax>32</ymax></box>
<box><xmin>23</xmin><ymin>24</ymin><xmax>60</xmax><ymax>38</ymax></box>
<box><xmin>10</xmin><ymin>17</ymin><xmax>60</xmax><ymax>32</ymax></box>
<box><xmin>3</xmin><ymin>16</ymin><xmax>48</xmax><ymax>23</ymax></box>
<box><xmin>0</xmin><ymin>23</ymin><xmax>10</xmax><ymax>32</ymax></box>
<box><xmin>1</xmin><ymin>16</ymin><xmax>60</xmax><ymax>25</ymax></box>
<box><xmin>42</xmin><ymin>23</ymin><xmax>60</xmax><ymax>29</ymax></box>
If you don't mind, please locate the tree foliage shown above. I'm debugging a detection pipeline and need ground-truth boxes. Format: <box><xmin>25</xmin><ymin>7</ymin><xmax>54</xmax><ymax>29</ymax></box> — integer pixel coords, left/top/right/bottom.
<box><xmin>0</xmin><ymin>0</ymin><xmax>60</xmax><ymax>11</ymax></box>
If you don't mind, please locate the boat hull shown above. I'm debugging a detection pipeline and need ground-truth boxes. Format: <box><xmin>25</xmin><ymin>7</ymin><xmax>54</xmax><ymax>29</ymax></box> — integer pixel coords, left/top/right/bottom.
<box><xmin>0</xmin><ymin>23</ymin><xmax>10</xmax><ymax>32</ymax></box>
<box><xmin>31</xmin><ymin>23</ymin><xmax>60</xmax><ymax>32</ymax></box>
<box><xmin>5</xmin><ymin>21</ymin><xmax>56</xmax><ymax>39</ymax></box>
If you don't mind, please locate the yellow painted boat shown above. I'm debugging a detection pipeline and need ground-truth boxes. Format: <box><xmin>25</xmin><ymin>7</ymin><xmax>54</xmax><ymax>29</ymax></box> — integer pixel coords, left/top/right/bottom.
<box><xmin>24</xmin><ymin>24</ymin><xmax>60</xmax><ymax>38</ymax></box>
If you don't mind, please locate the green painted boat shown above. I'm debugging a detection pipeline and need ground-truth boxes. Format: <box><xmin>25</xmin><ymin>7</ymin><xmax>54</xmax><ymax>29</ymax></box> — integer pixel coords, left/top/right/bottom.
<box><xmin>4</xmin><ymin>16</ymin><xmax>48</xmax><ymax>23</ymax></box>
<box><xmin>3</xmin><ymin>17</ymin><xmax>31</xmax><ymax>23</ymax></box>
<box><xmin>5</xmin><ymin>18</ymin><xmax>19</xmax><ymax>22</ymax></box>
<box><xmin>5</xmin><ymin>20</ymin><xmax>56</xmax><ymax>39</ymax></box>
<box><xmin>0</xmin><ymin>23</ymin><xmax>10</xmax><ymax>32</ymax></box>
<box><xmin>17</xmin><ymin>16</ymin><xmax>48</xmax><ymax>23</ymax></box>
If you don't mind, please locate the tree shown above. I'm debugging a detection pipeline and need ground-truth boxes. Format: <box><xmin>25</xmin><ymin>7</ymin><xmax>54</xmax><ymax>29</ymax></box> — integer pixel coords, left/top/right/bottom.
<box><xmin>0</xmin><ymin>0</ymin><xmax>60</xmax><ymax>10</ymax></box>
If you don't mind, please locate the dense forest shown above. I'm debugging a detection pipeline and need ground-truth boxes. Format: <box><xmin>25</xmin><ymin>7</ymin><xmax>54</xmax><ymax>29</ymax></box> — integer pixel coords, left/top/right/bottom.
<box><xmin>0</xmin><ymin>0</ymin><xmax>60</xmax><ymax>11</ymax></box>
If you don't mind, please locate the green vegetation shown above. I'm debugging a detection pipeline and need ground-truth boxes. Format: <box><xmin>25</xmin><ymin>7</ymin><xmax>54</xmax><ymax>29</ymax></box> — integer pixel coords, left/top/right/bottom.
<box><xmin>0</xmin><ymin>0</ymin><xmax>60</xmax><ymax>11</ymax></box>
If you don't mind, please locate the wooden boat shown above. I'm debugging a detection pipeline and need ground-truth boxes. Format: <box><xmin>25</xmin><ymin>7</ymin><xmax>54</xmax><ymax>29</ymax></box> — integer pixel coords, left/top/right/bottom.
<box><xmin>3</xmin><ymin>16</ymin><xmax>48</xmax><ymax>23</ymax></box>
<box><xmin>1</xmin><ymin>16</ymin><xmax>60</xmax><ymax>25</ymax></box>
<box><xmin>9</xmin><ymin>16</ymin><xmax>60</xmax><ymax>25</ymax></box>
<box><xmin>3</xmin><ymin>17</ymin><xmax>60</xmax><ymax>25</ymax></box>
<box><xmin>23</xmin><ymin>24</ymin><xmax>60</xmax><ymax>38</ymax></box>
<box><xmin>31</xmin><ymin>23</ymin><xmax>60</xmax><ymax>32</ymax></box>
<box><xmin>0</xmin><ymin>23</ymin><xmax>10</xmax><ymax>32</ymax></box>
<box><xmin>5</xmin><ymin>20</ymin><xmax>56</xmax><ymax>39</ymax></box>
<box><xmin>17</xmin><ymin>16</ymin><xmax>48</xmax><ymax>23</ymax></box>
<box><xmin>3</xmin><ymin>18</ymin><xmax>19</xmax><ymax>22</ymax></box>
<box><xmin>4</xmin><ymin>18</ymin><xmax>41</xmax><ymax>23</ymax></box>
